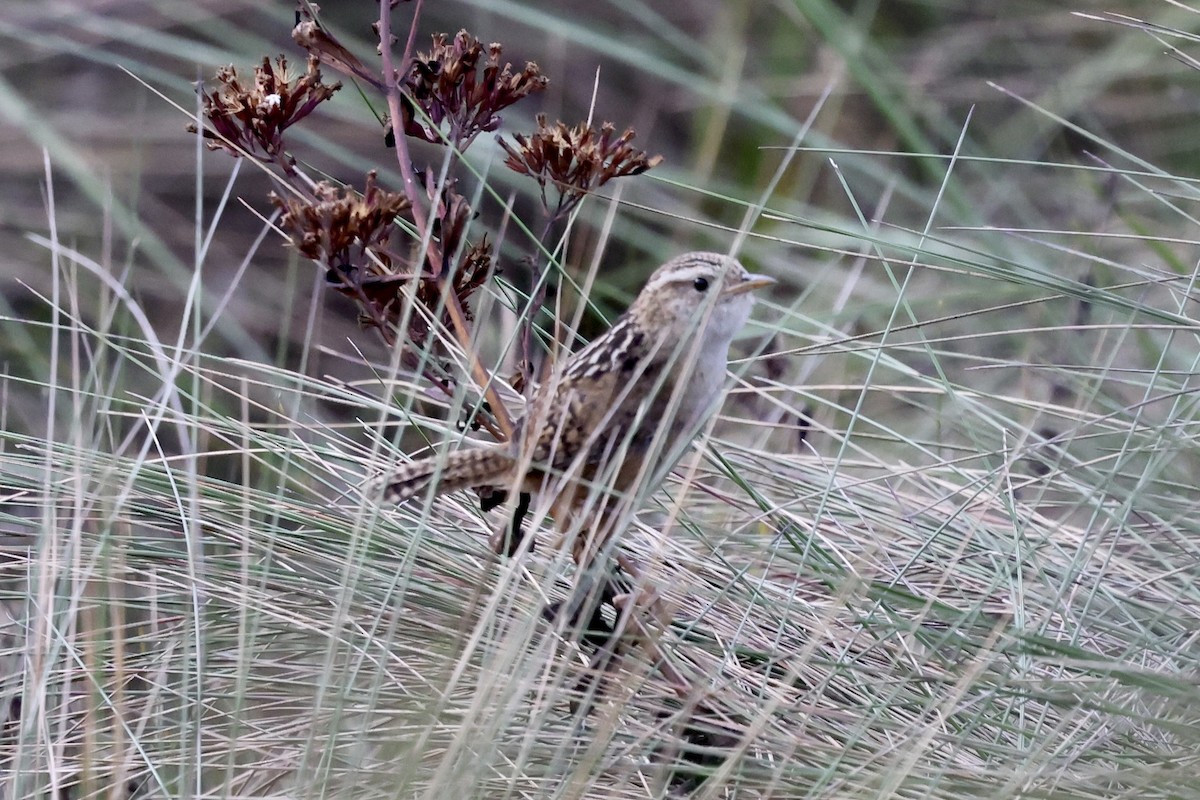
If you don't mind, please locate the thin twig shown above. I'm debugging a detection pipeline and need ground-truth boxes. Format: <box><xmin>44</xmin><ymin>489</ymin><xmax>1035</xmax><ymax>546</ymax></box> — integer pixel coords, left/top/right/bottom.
<box><xmin>518</xmin><ymin>217</ymin><xmax>561</xmax><ymax>392</ymax></box>
<box><xmin>377</xmin><ymin>0</ymin><xmax>515</xmax><ymax>441</ymax></box>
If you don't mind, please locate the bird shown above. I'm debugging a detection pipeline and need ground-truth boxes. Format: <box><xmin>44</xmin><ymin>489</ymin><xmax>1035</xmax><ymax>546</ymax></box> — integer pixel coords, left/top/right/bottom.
<box><xmin>382</xmin><ymin>251</ymin><xmax>774</xmax><ymax>565</ymax></box>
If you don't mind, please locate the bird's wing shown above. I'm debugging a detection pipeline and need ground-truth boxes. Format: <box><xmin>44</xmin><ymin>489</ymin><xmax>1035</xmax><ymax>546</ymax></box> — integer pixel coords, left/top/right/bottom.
<box><xmin>526</xmin><ymin>316</ymin><xmax>665</xmax><ymax>470</ymax></box>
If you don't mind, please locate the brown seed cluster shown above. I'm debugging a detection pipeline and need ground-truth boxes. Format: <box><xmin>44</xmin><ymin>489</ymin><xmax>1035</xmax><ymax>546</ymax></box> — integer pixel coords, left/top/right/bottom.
<box><xmin>400</xmin><ymin>30</ymin><xmax>548</xmax><ymax>148</ymax></box>
<box><xmin>423</xmin><ymin>174</ymin><xmax>493</xmax><ymax>289</ymax></box>
<box><xmin>271</xmin><ymin>172</ymin><xmax>410</xmax><ymax>270</ymax></box>
<box><xmin>404</xmin><ymin>172</ymin><xmax>495</xmax><ymax>340</ymax></box>
<box><xmin>192</xmin><ymin>55</ymin><xmax>341</xmax><ymax>166</ymax></box>
<box><xmin>270</xmin><ymin>172</ymin><xmax>491</xmax><ymax>346</ymax></box>
<box><xmin>499</xmin><ymin>114</ymin><xmax>664</xmax><ymax>216</ymax></box>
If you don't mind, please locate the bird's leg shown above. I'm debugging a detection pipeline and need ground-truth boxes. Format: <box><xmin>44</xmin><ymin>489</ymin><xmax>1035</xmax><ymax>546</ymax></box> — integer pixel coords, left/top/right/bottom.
<box><xmin>612</xmin><ymin>552</ymin><xmax>674</xmax><ymax>629</ymax></box>
<box><xmin>544</xmin><ymin>563</ymin><xmax>632</xmax><ymax>717</ymax></box>
<box><xmin>567</xmin><ymin>504</ymin><xmax>677</xmax><ymax>640</ymax></box>
<box><xmin>608</xmin><ymin>551</ymin><xmax>693</xmax><ymax>696</ymax></box>
<box><xmin>542</xmin><ymin>565</ymin><xmax>623</xmax><ymax>646</ymax></box>
<box><xmin>482</xmin><ymin>489</ymin><xmax>534</xmax><ymax>556</ymax></box>
<box><xmin>543</xmin><ymin>520</ymin><xmax>695</xmax><ymax>714</ymax></box>
<box><xmin>554</xmin><ymin>559</ymin><xmax>691</xmax><ymax>715</ymax></box>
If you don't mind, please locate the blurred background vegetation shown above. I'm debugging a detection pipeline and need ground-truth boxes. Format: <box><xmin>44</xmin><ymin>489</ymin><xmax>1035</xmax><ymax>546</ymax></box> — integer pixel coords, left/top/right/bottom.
<box><xmin>1</xmin><ymin>1</ymin><xmax>1199</xmax><ymax>798</ymax></box>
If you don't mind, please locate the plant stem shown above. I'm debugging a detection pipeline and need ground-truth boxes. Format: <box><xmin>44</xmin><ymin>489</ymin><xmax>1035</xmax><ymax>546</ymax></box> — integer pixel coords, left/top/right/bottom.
<box><xmin>377</xmin><ymin>0</ymin><xmax>514</xmax><ymax>441</ymax></box>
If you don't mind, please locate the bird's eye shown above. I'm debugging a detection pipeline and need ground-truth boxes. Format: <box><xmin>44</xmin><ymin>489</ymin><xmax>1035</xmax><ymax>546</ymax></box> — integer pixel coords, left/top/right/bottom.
<box><xmin>693</xmin><ymin>277</ymin><xmax>709</xmax><ymax>292</ymax></box>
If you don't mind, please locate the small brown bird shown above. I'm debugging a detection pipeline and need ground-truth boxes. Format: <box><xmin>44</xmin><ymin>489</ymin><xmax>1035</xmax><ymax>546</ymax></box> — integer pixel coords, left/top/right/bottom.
<box><xmin>383</xmin><ymin>251</ymin><xmax>774</xmax><ymax>564</ymax></box>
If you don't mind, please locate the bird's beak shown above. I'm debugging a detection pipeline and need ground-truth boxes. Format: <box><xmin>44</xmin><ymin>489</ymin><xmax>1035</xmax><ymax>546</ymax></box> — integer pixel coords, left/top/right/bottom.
<box><xmin>723</xmin><ymin>273</ymin><xmax>777</xmax><ymax>297</ymax></box>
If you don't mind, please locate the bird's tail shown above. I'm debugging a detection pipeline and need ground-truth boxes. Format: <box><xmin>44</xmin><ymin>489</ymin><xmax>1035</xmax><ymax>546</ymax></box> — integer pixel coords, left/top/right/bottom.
<box><xmin>381</xmin><ymin>444</ymin><xmax>516</xmax><ymax>503</ymax></box>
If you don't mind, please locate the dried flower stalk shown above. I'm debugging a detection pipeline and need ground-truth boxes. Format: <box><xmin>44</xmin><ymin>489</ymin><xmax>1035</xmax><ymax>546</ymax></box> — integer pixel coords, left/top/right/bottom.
<box><xmin>499</xmin><ymin>114</ymin><xmax>663</xmax><ymax>218</ymax></box>
<box><xmin>191</xmin><ymin>55</ymin><xmax>340</xmax><ymax>170</ymax></box>
<box><xmin>399</xmin><ymin>30</ymin><xmax>547</xmax><ymax>148</ymax></box>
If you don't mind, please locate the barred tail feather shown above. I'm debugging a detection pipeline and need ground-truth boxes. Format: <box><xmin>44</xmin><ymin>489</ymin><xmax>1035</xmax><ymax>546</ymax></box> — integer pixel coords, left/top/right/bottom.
<box><xmin>382</xmin><ymin>445</ymin><xmax>515</xmax><ymax>504</ymax></box>
<box><xmin>380</xmin><ymin>460</ymin><xmax>438</xmax><ymax>504</ymax></box>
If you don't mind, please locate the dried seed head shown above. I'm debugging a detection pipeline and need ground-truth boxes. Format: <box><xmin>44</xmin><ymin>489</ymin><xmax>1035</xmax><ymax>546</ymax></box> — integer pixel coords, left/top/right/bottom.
<box><xmin>270</xmin><ymin>173</ymin><xmax>492</xmax><ymax>348</ymax></box>
<box><xmin>409</xmin><ymin>231</ymin><xmax>493</xmax><ymax>342</ymax></box>
<box><xmin>498</xmin><ymin>114</ymin><xmax>663</xmax><ymax>216</ymax></box>
<box><xmin>191</xmin><ymin>54</ymin><xmax>341</xmax><ymax>164</ymax></box>
<box><xmin>398</xmin><ymin>30</ymin><xmax>547</xmax><ymax>148</ymax></box>
<box><xmin>271</xmin><ymin>171</ymin><xmax>410</xmax><ymax>271</ymax></box>
<box><xmin>412</xmin><ymin>174</ymin><xmax>494</xmax><ymax>332</ymax></box>
<box><xmin>293</xmin><ymin>8</ymin><xmax>380</xmax><ymax>90</ymax></box>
